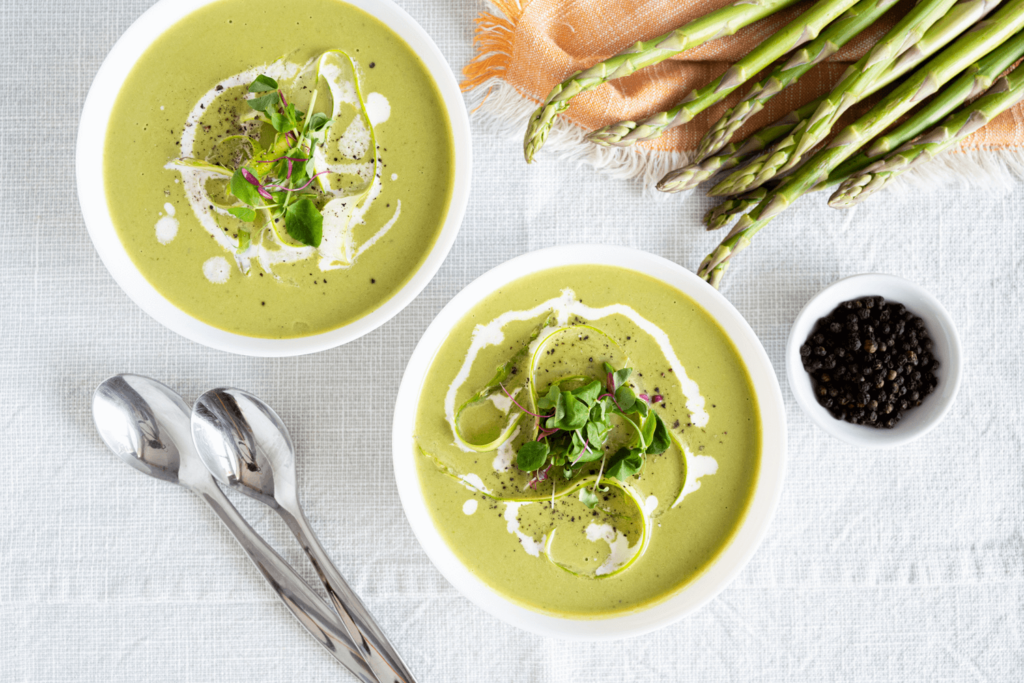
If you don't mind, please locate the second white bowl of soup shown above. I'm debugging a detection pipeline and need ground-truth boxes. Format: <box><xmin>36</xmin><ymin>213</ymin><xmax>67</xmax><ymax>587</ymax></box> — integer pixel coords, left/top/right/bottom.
<box><xmin>393</xmin><ymin>245</ymin><xmax>787</xmax><ymax>639</ymax></box>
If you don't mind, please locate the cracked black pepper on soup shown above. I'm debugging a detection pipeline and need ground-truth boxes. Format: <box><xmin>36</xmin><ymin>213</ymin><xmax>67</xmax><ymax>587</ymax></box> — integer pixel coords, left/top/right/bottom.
<box><xmin>800</xmin><ymin>296</ymin><xmax>939</xmax><ymax>428</ymax></box>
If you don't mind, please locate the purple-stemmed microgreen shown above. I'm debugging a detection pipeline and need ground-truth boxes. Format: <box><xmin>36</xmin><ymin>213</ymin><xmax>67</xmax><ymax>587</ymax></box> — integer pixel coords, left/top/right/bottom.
<box><xmin>239</xmin><ymin>168</ymin><xmax>274</xmax><ymax>200</ymax></box>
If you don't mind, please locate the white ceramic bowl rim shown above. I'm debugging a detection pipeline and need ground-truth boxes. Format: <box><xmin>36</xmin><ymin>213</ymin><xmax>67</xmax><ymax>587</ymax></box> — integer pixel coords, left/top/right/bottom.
<box><xmin>392</xmin><ymin>245</ymin><xmax>788</xmax><ymax>639</ymax></box>
<box><xmin>76</xmin><ymin>0</ymin><xmax>471</xmax><ymax>357</ymax></box>
<box><xmin>786</xmin><ymin>273</ymin><xmax>963</xmax><ymax>448</ymax></box>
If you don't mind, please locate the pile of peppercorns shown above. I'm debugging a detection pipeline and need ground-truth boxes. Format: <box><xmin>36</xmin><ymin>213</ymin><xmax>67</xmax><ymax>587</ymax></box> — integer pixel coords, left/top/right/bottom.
<box><xmin>800</xmin><ymin>296</ymin><xmax>939</xmax><ymax>428</ymax></box>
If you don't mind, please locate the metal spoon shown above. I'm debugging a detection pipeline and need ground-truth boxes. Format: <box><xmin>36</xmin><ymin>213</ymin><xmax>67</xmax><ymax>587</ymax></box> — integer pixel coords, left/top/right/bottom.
<box><xmin>191</xmin><ymin>387</ymin><xmax>415</xmax><ymax>683</ymax></box>
<box><xmin>92</xmin><ymin>374</ymin><xmax>377</xmax><ymax>683</ymax></box>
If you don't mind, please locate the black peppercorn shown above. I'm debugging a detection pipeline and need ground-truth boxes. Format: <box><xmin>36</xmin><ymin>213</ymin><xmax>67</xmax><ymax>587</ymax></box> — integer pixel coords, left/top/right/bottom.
<box><xmin>801</xmin><ymin>296</ymin><xmax>939</xmax><ymax>429</ymax></box>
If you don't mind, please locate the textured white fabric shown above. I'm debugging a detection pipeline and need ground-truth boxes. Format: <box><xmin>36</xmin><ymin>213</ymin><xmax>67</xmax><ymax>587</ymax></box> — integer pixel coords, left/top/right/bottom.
<box><xmin>1</xmin><ymin>1</ymin><xmax>1023</xmax><ymax>681</ymax></box>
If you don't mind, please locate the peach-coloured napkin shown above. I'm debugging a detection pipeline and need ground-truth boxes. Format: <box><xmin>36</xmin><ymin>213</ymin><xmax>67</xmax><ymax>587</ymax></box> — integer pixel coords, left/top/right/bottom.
<box><xmin>463</xmin><ymin>0</ymin><xmax>1024</xmax><ymax>184</ymax></box>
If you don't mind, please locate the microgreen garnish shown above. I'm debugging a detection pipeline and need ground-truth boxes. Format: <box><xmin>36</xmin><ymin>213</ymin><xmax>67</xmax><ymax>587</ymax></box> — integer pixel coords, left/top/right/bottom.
<box><xmin>514</xmin><ymin>362</ymin><xmax>670</xmax><ymax>508</ymax></box>
<box><xmin>249</xmin><ymin>74</ymin><xmax>279</xmax><ymax>93</ymax></box>
<box><xmin>228</xmin><ymin>207</ymin><xmax>257</xmax><ymax>223</ymax></box>
<box><xmin>194</xmin><ymin>73</ymin><xmax>338</xmax><ymax>249</ymax></box>
<box><xmin>578</xmin><ymin>488</ymin><xmax>600</xmax><ymax>508</ymax></box>
<box><xmin>283</xmin><ymin>197</ymin><xmax>323</xmax><ymax>247</ymax></box>
<box><xmin>231</xmin><ymin>168</ymin><xmax>269</xmax><ymax>205</ymax></box>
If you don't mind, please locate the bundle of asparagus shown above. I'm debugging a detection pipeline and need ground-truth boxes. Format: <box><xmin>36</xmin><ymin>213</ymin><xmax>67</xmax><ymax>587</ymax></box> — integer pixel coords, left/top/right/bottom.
<box><xmin>522</xmin><ymin>0</ymin><xmax>1024</xmax><ymax>288</ymax></box>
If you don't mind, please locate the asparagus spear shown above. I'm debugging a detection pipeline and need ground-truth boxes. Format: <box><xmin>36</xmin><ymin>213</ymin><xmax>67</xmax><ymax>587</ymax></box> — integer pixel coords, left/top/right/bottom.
<box><xmin>830</xmin><ymin>67</ymin><xmax>1024</xmax><ymax>206</ymax></box>
<box><xmin>708</xmin><ymin>117</ymin><xmax>811</xmax><ymax>196</ymax></box>
<box><xmin>587</xmin><ymin>0</ymin><xmax>863</xmax><ymax>147</ymax></box>
<box><xmin>703</xmin><ymin>188</ymin><xmax>770</xmax><ymax>230</ymax></box>
<box><xmin>522</xmin><ymin>0</ymin><xmax>805</xmax><ymax>163</ymax></box>
<box><xmin>657</xmin><ymin>142</ymin><xmax>749</xmax><ymax>193</ymax></box>
<box><xmin>709</xmin><ymin>0</ymin><xmax>1005</xmax><ymax>197</ymax></box>
<box><xmin>698</xmin><ymin>0</ymin><xmax>1024</xmax><ymax>287</ymax></box>
<box><xmin>657</xmin><ymin>96</ymin><xmax>825</xmax><ymax>192</ymax></box>
<box><xmin>696</xmin><ymin>0</ymin><xmax>901</xmax><ymax>163</ymax></box>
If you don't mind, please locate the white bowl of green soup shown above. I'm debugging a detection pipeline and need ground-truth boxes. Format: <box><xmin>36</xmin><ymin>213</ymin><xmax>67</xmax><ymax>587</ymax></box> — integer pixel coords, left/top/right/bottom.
<box><xmin>393</xmin><ymin>246</ymin><xmax>787</xmax><ymax>638</ymax></box>
<box><xmin>77</xmin><ymin>0</ymin><xmax>470</xmax><ymax>355</ymax></box>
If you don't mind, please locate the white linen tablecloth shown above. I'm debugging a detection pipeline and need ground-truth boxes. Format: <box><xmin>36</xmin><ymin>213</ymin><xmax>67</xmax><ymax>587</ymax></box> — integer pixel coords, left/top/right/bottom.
<box><xmin>1</xmin><ymin>1</ymin><xmax>1022</xmax><ymax>680</ymax></box>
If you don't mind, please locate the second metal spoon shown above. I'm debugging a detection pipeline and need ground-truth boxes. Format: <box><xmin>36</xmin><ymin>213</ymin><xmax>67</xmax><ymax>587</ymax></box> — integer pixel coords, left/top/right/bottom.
<box><xmin>191</xmin><ymin>387</ymin><xmax>415</xmax><ymax>683</ymax></box>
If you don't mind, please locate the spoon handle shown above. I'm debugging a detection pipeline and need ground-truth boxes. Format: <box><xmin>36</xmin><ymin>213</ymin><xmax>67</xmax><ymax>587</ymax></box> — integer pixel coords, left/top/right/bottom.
<box><xmin>280</xmin><ymin>507</ymin><xmax>417</xmax><ymax>683</ymax></box>
<box><xmin>189</xmin><ymin>478</ymin><xmax>378</xmax><ymax>683</ymax></box>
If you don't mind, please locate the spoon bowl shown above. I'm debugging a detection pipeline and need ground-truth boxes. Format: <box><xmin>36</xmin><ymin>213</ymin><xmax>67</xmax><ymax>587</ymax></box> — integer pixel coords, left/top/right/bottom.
<box><xmin>190</xmin><ymin>387</ymin><xmax>290</xmax><ymax>507</ymax></box>
<box><xmin>93</xmin><ymin>374</ymin><xmax>190</xmax><ymax>484</ymax></box>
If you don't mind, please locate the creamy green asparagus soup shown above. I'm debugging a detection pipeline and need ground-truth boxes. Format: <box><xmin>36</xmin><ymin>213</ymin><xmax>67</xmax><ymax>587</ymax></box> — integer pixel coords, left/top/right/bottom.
<box><xmin>414</xmin><ymin>265</ymin><xmax>761</xmax><ymax>617</ymax></box>
<box><xmin>104</xmin><ymin>0</ymin><xmax>454</xmax><ymax>338</ymax></box>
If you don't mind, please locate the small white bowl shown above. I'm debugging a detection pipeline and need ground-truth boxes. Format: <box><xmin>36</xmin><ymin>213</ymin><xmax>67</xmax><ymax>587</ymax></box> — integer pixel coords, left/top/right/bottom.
<box><xmin>76</xmin><ymin>0</ymin><xmax>471</xmax><ymax>357</ymax></box>
<box><xmin>786</xmin><ymin>273</ymin><xmax>963</xmax><ymax>448</ymax></box>
<box><xmin>393</xmin><ymin>245</ymin><xmax>787</xmax><ymax>639</ymax></box>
